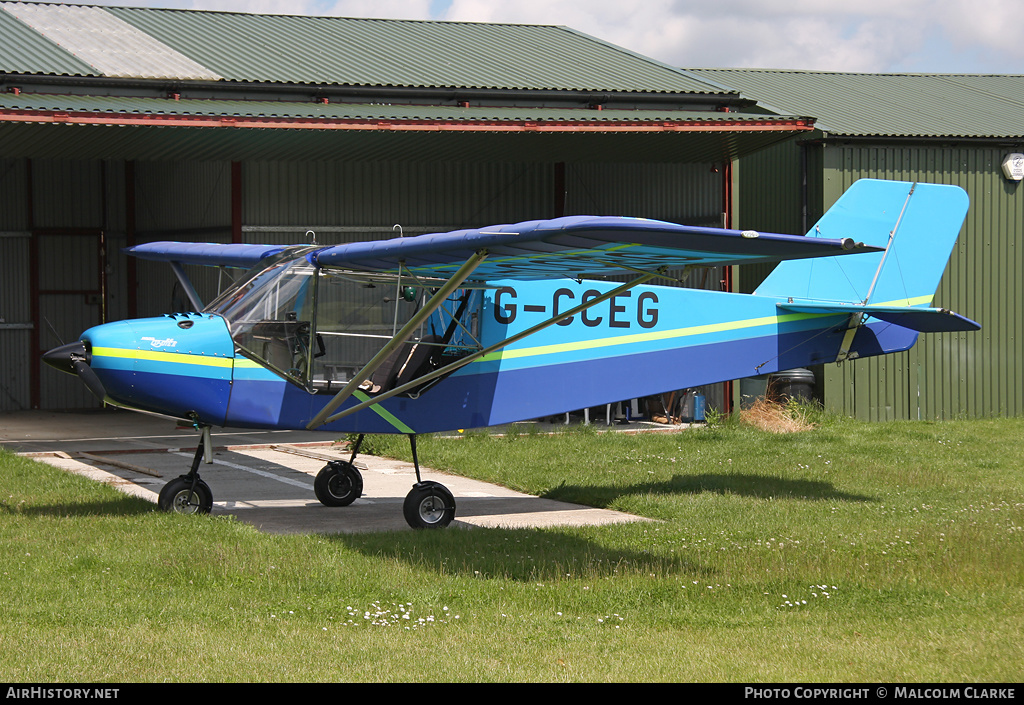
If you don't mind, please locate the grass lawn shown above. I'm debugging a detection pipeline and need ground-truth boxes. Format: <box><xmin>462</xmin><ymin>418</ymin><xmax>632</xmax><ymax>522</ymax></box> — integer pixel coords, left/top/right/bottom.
<box><xmin>1</xmin><ymin>410</ymin><xmax>1021</xmax><ymax>682</ymax></box>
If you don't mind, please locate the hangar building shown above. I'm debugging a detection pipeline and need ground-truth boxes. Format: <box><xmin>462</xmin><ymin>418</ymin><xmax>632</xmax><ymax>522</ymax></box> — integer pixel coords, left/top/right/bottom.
<box><xmin>0</xmin><ymin>2</ymin><xmax>810</xmax><ymax>414</ymax></box>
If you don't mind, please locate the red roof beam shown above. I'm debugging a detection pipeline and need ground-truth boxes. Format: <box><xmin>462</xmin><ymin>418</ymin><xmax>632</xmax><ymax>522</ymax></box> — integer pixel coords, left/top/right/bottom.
<box><xmin>0</xmin><ymin>109</ymin><xmax>814</xmax><ymax>133</ymax></box>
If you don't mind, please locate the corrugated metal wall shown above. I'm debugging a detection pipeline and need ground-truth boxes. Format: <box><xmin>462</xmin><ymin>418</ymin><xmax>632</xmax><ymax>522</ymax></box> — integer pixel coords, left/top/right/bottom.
<box><xmin>242</xmin><ymin>161</ymin><xmax>554</xmax><ymax>242</ymax></box>
<box><xmin>821</xmin><ymin>144</ymin><xmax>1022</xmax><ymax>420</ymax></box>
<box><xmin>563</xmin><ymin>163</ymin><xmax>723</xmax><ymax>223</ymax></box>
<box><xmin>32</xmin><ymin>160</ymin><xmax>124</xmax><ymax>410</ymax></box>
<box><xmin>0</xmin><ymin>158</ymin><xmax>128</xmax><ymax>411</ymax></box>
<box><xmin>734</xmin><ymin>140</ymin><xmax>825</xmax><ymax>292</ymax></box>
<box><xmin>131</xmin><ymin>161</ymin><xmax>232</xmax><ymax>318</ymax></box>
<box><xmin>240</xmin><ymin>161</ymin><xmax>723</xmax><ymax>237</ymax></box>
<box><xmin>734</xmin><ymin>142</ymin><xmax>804</xmax><ymax>294</ymax></box>
<box><xmin>0</xmin><ymin>158</ymin><xmax>31</xmax><ymax>410</ymax></box>
<box><xmin>0</xmin><ymin>231</ymin><xmax>32</xmax><ymax>410</ymax></box>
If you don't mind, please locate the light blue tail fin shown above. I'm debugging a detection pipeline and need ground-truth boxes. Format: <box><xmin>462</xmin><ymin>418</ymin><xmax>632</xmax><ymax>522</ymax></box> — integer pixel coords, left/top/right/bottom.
<box><xmin>755</xmin><ymin>179</ymin><xmax>970</xmax><ymax>315</ymax></box>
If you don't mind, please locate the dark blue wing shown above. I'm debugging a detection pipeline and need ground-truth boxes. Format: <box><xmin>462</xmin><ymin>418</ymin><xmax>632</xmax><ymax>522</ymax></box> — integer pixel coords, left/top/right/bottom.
<box><xmin>125</xmin><ymin>216</ymin><xmax>877</xmax><ymax>279</ymax></box>
<box><xmin>311</xmin><ymin>216</ymin><xmax>877</xmax><ymax>279</ymax></box>
<box><xmin>125</xmin><ymin>242</ymin><xmax>287</xmax><ymax>268</ymax></box>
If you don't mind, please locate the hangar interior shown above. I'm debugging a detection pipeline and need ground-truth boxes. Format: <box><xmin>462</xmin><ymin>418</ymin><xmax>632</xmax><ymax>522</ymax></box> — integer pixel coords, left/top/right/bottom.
<box><xmin>0</xmin><ymin>2</ymin><xmax>814</xmax><ymax>415</ymax></box>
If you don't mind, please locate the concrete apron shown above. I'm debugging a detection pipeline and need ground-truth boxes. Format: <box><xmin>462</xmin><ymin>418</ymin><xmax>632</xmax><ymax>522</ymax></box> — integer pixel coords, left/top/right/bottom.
<box><xmin>3</xmin><ymin>410</ymin><xmax>654</xmax><ymax>534</ymax></box>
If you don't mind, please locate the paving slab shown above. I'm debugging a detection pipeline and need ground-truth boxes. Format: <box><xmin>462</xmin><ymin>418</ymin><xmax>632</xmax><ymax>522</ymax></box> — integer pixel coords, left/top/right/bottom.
<box><xmin>2</xmin><ymin>409</ymin><xmax>655</xmax><ymax>534</ymax></box>
<box><xmin>0</xmin><ymin>409</ymin><xmax>328</xmax><ymax>454</ymax></box>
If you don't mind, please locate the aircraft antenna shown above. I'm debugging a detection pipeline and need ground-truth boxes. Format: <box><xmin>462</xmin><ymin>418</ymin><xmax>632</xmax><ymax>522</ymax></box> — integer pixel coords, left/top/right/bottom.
<box><xmin>306</xmin><ymin>230</ymin><xmax>317</xmax><ymax>246</ymax></box>
<box><xmin>43</xmin><ymin>317</ymin><xmax>66</xmax><ymax>346</ymax></box>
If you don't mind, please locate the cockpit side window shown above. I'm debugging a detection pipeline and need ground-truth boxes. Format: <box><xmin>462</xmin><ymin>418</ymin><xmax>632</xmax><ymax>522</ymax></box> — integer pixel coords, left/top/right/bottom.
<box><xmin>308</xmin><ymin>271</ymin><xmax>422</xmax><ymax>391</ymax></box>
<box><xmin>310</xmin><ymin>272</ymin><xmax>484</xmax><ymax>395</ymax></box>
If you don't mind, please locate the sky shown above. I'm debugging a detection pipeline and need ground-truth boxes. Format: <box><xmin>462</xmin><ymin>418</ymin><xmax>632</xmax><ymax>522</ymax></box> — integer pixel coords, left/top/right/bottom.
<box><xmin>63</xmin><ymin>0</ymin><xmax>1024</xmax><ymax>74</ymax></box>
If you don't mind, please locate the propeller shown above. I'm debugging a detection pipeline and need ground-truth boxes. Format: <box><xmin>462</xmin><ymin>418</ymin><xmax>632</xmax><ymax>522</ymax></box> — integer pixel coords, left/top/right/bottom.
<box><xmin>42</xmin><ymin>341</ymin><xmax>107</xmax><ymax>402</ymax></box>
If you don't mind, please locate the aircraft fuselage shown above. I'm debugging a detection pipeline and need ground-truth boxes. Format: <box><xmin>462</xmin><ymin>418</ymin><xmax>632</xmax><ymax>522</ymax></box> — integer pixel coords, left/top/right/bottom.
<box><xmin>73</xmin><ymin>276</ymin><xmax>908</xmax><ymax>434</ymax></box>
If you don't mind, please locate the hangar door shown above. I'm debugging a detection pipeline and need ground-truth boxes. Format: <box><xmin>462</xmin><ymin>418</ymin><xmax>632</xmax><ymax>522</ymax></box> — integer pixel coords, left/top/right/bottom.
<box><xmin>34</xmin><ymin>229</ymin><xmax>107</xmax><ymax>409</ymax></box>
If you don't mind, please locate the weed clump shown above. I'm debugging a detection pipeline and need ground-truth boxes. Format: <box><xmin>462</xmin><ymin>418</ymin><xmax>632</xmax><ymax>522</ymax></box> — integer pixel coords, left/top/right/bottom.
<box><xmin>740</xmin><ymin>397</ymin><xmax>817</xmax><ymax>434</ymax></box>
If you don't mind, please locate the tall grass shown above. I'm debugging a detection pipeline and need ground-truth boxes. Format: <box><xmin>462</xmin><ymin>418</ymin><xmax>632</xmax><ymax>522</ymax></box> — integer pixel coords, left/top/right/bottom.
<box><xmin>1</xmin><ymin>414</ymin><xmax>1022</xmax><ymax>682</ymax></box>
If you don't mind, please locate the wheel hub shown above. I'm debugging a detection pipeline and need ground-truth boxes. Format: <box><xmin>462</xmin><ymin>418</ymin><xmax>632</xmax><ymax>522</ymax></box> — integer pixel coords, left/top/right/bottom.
<box><xmin>418</xmin><ymin>495</ymin><xmax>446</xmax><ymax>524</ymax></box>
<box><xmin>329</xmin><ymin>474</ymin><xmax>352</xmax><ymax>498</ymax></box>
<box><xmin>172</xmin><ymin>490</ymin><xmax>200</xmax><ymax>514</ymax></box>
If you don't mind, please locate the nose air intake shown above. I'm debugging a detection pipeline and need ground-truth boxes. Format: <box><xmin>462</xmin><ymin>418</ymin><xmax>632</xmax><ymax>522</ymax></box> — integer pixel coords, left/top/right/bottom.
<box><xmin>42</xmin><ymin>340</ymin><xmax>107</xmax><ymax>402</ymax></box>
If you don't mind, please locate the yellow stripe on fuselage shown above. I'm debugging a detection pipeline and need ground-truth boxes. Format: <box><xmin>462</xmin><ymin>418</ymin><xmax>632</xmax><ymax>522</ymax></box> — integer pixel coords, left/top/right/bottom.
<box><xmin>92</xmin><ymin>347</ymin><xmax>234</xmax><ymax>367</ymax></box>
<box><xmin>477</xmin><ymin>312</ymin><xmax>801</xmax><ymax>363</ymax></box>
<box><xmin>477</xmin><ymin>295</ymin><xmax>934</xmax><ymax>364</ymax></box>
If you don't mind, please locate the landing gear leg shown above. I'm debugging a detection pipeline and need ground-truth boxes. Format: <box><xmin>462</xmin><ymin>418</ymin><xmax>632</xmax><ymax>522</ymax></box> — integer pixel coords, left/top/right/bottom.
<box><xmin>158</xmin><ymin>426</ymin><xmax>214</xmax><ymax>515</ymax></box>
<box><xmin>402</xmin><ymin>434</ymin><xmax>456</xmax><ymax>529</ymax></box>
<box><xmin>314</xmin><ymin>434</ymin><xmax>365</xmax><ymax>506</ymax></box>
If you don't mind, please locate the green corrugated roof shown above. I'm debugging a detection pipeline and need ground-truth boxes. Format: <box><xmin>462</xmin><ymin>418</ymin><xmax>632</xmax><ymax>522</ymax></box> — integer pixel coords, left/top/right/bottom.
<box><xmin>0</xmin><ymin>92</ymin><xmax>773</xmax><ymax>124</ymax></box>
<box><xmin>0</xmin><ymin>90</ymin><xmax>808</xmax><ymax>164</ymax></box>
<box><xmin>0</xmin><ymin>2</ymin><xmax>729</xmax><ymax>95</ymax></box>
<box><xmin>0</xmin><ymin>5</ymin><xmax>99</xmax><ymax>77</ymax></box>
<box><xmin>1</xmin><ymin>4</ymin><xmax>817</xmax><ymax>165</ymax></box>
<box><xmin>691</xmin><ymin>69</ymin><xmax>1024</xmax><ymax>138</ymax></box>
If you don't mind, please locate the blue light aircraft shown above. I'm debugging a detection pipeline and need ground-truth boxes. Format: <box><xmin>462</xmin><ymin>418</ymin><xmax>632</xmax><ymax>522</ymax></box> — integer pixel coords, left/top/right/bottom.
<box><xmin>43</xmin><ymin>179</ymin><xmax>979</xmax><ymax>528</ymax></box>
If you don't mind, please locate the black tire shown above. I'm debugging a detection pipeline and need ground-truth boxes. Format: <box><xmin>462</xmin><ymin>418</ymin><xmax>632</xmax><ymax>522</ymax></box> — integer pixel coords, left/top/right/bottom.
<box><xmin>403</xmin><ymin>481</ymin><xmax>456</xmax><ymax>529</ymax></box>
<box><xmin>314</xmin><ymin>461</ymin><xmax>363</xmax><ymax>507</ymax></box>
<box><xmin>158</xmin><ymin>476</ymin><xmax>213</xmax><ymax>515</ymax></box>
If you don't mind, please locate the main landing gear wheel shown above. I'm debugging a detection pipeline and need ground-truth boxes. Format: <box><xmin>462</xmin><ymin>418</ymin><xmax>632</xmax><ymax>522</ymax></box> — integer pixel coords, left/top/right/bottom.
<box><xmin>403</xmin><ymin>481</ymin><xmax>456</xmax><ymax>529</ymax></box>
<box><xmin>314</xmin><ymin>461</ymin><xmax>363</xmax><ymax>507</ymax></box>
<box><xmin>158</xmin><ymin>476</ymin><xmax>213</xmax><ymax>515</ymax></box>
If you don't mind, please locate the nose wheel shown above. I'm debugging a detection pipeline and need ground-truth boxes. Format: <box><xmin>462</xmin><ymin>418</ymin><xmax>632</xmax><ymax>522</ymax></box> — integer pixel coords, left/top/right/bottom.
<box><xmin>158</xmin><ymin>476</ymin><xmax>213</xmax><ymax>514</ymax></box>
<box><xmin>158</xmin><ymin>425</ymin><xmax>214</xmax><ymax>515</ymax></box>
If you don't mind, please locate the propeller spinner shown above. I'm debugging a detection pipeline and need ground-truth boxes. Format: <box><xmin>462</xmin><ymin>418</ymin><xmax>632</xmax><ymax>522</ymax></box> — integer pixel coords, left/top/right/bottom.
<box><xmin>42</xmin><ymin>340</ymin><xmax>107</xmax><ymax>402</ymax></box>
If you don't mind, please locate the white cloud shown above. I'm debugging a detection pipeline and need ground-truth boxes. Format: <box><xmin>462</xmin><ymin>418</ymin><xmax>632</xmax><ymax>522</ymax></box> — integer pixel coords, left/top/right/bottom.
<box><xmin>435</xmin><ymin>0</ymin><xmax>1024</xmax><ymax>72</ymax></box>
<box><xmin>926</xmin><ymin>0</ymin><xmax>1024</xmax><ymax>61</ymax></box>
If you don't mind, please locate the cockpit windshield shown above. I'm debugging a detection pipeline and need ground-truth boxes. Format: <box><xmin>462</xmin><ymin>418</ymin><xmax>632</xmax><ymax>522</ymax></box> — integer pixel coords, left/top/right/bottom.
<box><xmin>205</xmin><ymin>251</ymin><xmax>318</xmax><ymax>384</ymax></box>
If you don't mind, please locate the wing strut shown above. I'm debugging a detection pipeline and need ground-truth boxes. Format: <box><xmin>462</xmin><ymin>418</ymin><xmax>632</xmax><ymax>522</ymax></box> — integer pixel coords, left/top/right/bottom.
<box><xmin>310</xmin><ymin>269</ymin><xmax>664</xmax><ymax>428</ymax></box>
<box><xmin>836</xmin><ymin>313</ymin><xmax>865</xmax><ymax>362</ymax></box>
<box><xmin>169</xmin><ymin>261</ymin><xmax>204</xmax><ymax>312</ymax></box>
<box><xmin>306</xmin><ymin>251</ymin><xmax>488</xmax><ymax>430</ymax></box>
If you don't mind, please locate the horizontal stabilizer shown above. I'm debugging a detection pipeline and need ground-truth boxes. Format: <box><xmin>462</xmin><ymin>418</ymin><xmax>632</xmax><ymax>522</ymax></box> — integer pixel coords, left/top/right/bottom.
<box><xmin>755</xmin><ymin>181</ymin><xmax>970</xmax><ymax>307</ymax></box>
<box><xmin>778</xmin><ymin>302</ymin><xmax>981</xmax><ymax>333</ymax></box>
